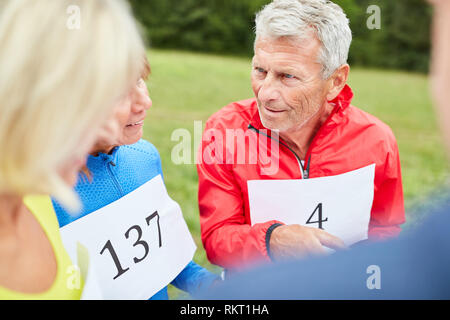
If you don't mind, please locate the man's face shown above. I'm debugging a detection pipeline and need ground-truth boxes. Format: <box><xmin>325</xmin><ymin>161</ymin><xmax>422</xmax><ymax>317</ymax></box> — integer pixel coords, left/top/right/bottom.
<box><xmin>251</xmin><ymin>33</ymin><xmax>330</xmax><ymax>132</ymax></box>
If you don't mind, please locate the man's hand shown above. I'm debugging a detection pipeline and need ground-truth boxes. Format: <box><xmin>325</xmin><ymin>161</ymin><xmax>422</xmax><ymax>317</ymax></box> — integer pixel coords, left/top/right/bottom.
<box><xmin>269</xmin><ymin>224</ymin><xmax>347</xmax><ymax>261</ymax></box>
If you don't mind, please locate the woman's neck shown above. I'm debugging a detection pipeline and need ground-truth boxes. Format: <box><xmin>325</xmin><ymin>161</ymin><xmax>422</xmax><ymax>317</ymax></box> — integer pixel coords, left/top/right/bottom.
<box><xmin>0</xmin><ymin>194</ymin><xmax>23</xmax><ymax>231</ymax></box>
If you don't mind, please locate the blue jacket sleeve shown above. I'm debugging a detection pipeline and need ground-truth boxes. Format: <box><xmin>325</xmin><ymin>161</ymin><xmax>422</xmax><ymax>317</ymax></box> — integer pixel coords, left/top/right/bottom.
<box><xmin>171</xmin><ymin>261</ymin><xmax>219</xmax><ymax>294</ymax></box>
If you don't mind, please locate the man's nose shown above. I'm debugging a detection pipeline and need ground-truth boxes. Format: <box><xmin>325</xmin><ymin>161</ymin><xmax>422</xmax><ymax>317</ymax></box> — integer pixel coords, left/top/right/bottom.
<box><xmin>257</xmin><ymin>75</ymin><xmax>281</xmax><ymax>103</ymax></box>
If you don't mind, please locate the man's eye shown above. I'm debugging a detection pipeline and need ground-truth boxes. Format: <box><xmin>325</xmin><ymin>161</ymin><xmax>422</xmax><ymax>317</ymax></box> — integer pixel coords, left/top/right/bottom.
<box><xmin>284</xmin><ymin>73</ymin><xmax>295</xmax><ymax>79</ymax></box>
<box><xmin>256</xmin><ymin>67</ymin><xmax>266</xmax><ymax>73</ymax></box>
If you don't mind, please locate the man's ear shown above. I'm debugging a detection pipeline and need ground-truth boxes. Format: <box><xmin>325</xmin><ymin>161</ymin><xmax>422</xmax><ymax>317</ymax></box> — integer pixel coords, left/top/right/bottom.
<box><xmin>326</xmin><ymin>64</ymin><xmax>350</xmax><ymax>101</ymax></box>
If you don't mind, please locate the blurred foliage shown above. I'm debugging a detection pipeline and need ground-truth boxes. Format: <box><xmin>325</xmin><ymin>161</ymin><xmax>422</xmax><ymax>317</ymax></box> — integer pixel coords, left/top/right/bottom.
<box><xmin>349</xmin><ymin>0</ymin><xmax>432</xmax><ymax>73</ymax></box>
<box><xmin>130</xmin><ymin>0</ymin><xmax>432</xmax><ymax>73</ymax></box>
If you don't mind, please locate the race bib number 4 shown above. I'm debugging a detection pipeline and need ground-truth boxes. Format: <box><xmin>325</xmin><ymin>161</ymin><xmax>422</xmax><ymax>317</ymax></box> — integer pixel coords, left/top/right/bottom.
<box><xmin>60</xmin><ymin>175</ymin><xmax>197</xmax><ymax>300</ymax></box>
<box><xmin>248</xmin><ymin>164</ymin><xmax>376</xmax><ymax>247</ymax></box>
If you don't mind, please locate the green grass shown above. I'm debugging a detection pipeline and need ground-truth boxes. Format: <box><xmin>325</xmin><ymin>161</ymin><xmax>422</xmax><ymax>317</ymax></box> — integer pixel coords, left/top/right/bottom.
<box><xmin>142</xmin><ymin>49</ymin><xmax>449</xmax><ymax>298</ymax></box>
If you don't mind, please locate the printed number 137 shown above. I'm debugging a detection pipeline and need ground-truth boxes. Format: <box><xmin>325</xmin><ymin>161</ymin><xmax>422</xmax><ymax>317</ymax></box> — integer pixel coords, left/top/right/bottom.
<box><xmin>99</xmin><ymin>211</ymin><xmax>162</xmax><ymax>280</ymax></box>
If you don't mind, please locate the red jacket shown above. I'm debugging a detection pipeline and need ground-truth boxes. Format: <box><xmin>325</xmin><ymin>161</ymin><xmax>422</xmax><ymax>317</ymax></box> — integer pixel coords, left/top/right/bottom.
<box><xmin>197</xmin><ymin>85</ymin><xmax>405</xmax><ymax>270</ymax></box>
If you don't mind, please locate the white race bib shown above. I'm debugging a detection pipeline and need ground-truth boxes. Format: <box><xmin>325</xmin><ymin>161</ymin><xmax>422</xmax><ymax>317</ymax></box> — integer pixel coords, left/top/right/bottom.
<box><xmin>76</xmin><ymin>242</ymin><xmax>103</xmax><ymax>300</ymax></box>
<box><xmin>60</xmin><ymin>175</ymin><xmax>197</xmax><ymax>300</ymax></box>
<box><xmin>248</xmin><ymin>164</ymin><xmax>375</xmax><ymax>247</ymax></box>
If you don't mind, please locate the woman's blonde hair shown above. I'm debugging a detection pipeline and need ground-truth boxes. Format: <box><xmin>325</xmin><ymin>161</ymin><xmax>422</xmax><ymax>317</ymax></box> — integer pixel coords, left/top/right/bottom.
<box><xmin>0</xmin><ymin>0</ymin><xmax>145</xmax><ymax>210</ymax></box>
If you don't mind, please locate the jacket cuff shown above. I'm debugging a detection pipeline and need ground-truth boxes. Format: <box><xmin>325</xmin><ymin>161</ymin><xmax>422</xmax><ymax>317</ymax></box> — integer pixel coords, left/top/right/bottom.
<box><xmin>265</xmin><ymin>223</ymin><xmax>284</xmax><ymax>262</ymax></box>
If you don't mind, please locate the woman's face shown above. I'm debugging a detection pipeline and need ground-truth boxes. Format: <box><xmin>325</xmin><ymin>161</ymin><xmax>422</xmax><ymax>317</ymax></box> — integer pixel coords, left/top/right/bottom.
<box><xmin>57</xmin><ymin>79</ymin><xmax>152</xmax><ymax>186</ymax></box>
<box><xmin>91</xmin><ymin>78</ymin><xmax>152</xmax><ymax>154</ymax></box>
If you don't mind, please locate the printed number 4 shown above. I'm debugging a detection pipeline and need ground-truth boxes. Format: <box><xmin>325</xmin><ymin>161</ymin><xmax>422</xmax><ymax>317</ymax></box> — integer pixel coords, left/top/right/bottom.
<box><xmin>306</xmin><ymin>203</ymin><xmax>327</xmax><ymax>230</ymax></box>
<box><xmin>100</xmin><ymin>211</ymin><xmax>163</xmax><ymax>280</ymax></box>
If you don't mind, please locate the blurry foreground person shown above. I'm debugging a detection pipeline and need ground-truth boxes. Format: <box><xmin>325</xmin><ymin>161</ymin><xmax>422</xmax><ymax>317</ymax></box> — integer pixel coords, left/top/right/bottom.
<box><xmin>0</xmin><ymin>0</ymin><xmax>145</xmax><ymax>299</ymax></box>
<box><xmin>429</xmin><ymin>0</ymin><xmax>450</xmax><ymax>155</ymax></box>
<box><xmin>196</xmin><ymin>0</ymin><xmax>450</xmax><ymax>299</ymax></box>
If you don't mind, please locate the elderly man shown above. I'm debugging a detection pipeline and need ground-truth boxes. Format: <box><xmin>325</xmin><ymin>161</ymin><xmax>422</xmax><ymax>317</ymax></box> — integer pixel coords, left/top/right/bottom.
<box><xmin>197</xmin><ymin>0</ymin><xmax>405</xmax><ymax>271</ymax></box>
<box><xmin>196</xmin><ymin>1</ymin><xmax>450</xmax><ymax>299</ymax></box>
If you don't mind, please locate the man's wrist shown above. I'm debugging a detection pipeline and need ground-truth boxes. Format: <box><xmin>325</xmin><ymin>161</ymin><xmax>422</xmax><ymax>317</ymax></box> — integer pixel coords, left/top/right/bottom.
<box><xmin>265</xmin><ymin>223</ymin><xmax>284</xmax><ymax>261</ymax></box>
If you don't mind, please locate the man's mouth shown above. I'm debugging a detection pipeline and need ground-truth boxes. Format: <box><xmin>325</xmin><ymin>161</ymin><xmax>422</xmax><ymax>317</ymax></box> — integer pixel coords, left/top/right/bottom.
<box><xmin>264</xmin><ymin>106</ymin><xmax>286</xmax><ymax>113</ymax></box>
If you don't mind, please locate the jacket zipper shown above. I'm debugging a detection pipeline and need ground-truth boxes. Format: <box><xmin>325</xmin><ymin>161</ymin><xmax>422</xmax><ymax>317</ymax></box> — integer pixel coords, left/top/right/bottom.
<box><xmin>248</xmin><ymin>124</ymin><xmax>310</xmax><ymax>179</ymax></box>
<box><xmin>106</xmin><ymin>160</ymin><xmax>124</xmax><ymax>197</ymax></box>
<box><xmin>248</xmin><ymin>104</ymin><xmax>341</xmax><ymax>180</ymax></box>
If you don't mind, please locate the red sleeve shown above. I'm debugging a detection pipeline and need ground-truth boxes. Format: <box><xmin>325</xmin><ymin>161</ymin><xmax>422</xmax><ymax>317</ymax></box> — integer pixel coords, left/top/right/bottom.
<box><xmin>369</xmin><ymin>138</ymin><xmax>405</xmax><ymax>240</ymax></box>
<box><xmin>197</xmin><ymin>123</ymin><xmax>282</xmax><ymax>270</ymax></box>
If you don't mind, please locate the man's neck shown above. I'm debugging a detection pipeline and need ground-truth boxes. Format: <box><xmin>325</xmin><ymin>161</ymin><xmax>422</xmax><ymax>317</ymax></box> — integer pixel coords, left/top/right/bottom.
<box><xmin>280</xmin><ymin>102</ymin><xmax>334</xmax><ymax>160</ymax></box>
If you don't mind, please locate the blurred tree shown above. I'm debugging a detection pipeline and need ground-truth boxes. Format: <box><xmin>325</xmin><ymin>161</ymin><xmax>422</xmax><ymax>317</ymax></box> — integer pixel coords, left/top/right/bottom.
<box><xmin>130</xmin><ymin>0</ymin><xmax>431</xmax><ymax>73</ymax></box>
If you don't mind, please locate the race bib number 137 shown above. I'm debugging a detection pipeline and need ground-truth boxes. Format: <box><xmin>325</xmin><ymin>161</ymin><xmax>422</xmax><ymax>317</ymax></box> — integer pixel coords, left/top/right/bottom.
<box><xmin>60</xmin><ymin>175</ymin><xmax>197</xmax><ymax>300</ymax></box>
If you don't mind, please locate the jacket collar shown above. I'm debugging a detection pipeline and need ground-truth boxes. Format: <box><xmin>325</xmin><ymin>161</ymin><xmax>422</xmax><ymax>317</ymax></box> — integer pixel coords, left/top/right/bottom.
<box><xmin>88</xmin><ymin>146</ymin><xmax>120</xmax><ymax>165</ymax></box>
<box><xmin>331</xmin><ymin>84</ymin><xmax>353</xmax><ymax>110</ymax></box>
<box><xmin>249</xmin><ymin>84</ymin><xmax>354</xmax><ymax>130</ymax></box>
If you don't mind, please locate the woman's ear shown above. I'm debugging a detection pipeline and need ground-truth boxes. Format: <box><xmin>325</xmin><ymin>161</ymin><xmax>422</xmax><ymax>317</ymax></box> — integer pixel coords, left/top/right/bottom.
<box><xmin>326</xmin><ymin>64</ymin><xmax>350</xmax><ymax>101</ymax></box>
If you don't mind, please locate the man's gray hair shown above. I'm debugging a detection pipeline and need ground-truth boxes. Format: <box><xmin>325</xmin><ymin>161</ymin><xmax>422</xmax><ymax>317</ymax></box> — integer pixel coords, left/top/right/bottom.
<box><xmin>255</xmin><ymin>0</ymin><xmax>352</xmax><ymax>79</ymax></box>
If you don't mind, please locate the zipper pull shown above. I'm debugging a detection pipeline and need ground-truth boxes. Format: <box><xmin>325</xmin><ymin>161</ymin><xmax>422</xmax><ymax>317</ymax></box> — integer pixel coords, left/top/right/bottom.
<box><xmin>303</xmin><ymin>155</ymin><xmax>312</xmax><ymax>179</ymax></box>
<box><xmin>110</xmin><ymin>161</ymin><xmax>116</xmax><ymax>167</ymax></box>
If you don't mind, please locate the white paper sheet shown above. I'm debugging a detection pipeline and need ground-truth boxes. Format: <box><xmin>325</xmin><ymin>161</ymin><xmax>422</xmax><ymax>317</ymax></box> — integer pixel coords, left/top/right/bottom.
<box><xmin>60</xmin><ymin>175</ymin><xmax>197</xmax><ymax>300</ymax></box>
<box><xmin>75</xmin><ymin>242</ymin><xmax>103</xmax><ymax>300</ymax></box>
<box><xmin>248</xmin><ymin>164</ymin><xmax>376</xmax><ymax>247</ymax></box>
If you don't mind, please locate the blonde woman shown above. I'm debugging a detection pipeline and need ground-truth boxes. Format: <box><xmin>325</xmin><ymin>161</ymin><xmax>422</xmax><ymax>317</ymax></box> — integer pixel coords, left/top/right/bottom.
<box><xmin>0</xmin><ymin>0</ymin><xmax>145</xmax><ymax>299</ymax></box>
